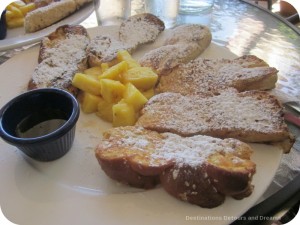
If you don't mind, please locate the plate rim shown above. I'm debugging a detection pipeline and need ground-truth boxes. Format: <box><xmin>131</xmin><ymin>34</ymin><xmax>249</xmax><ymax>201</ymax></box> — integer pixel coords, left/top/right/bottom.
<box><xmin>0</xmin><ymin>25</ymin><xmax>284</xmax><ymax>225</ymax></box>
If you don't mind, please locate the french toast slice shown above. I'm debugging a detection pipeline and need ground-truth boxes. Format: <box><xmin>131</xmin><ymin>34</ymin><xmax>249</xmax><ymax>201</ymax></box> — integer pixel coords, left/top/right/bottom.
<box><xmin>119</xmin><ymin>13</ymin><xmax>165</xmax><ymax>50</ymax></box>
<box><xmin>28</xmin><ymin>25</ymin><xmax>90</xmax><ymax>96</ymax></box>
<box><xmin>86</xmin><ymin>35</ymin><xmax>134</xmax><ymax>67</ymax></box>
<box><xmin>86</xmin><ymin>13</ymin><xmax>165</xmax><ymax>66</ymax></box>
<box><xmin>95</xmin><ymin>126</ymin><xmax>256</xmax><ymax>208</ymax></box>
<box><xmin>139</xmin><ymin>24</ymin><xmax>212</xmax><ymax>75</ymax></box>
<box><xmin>136</xmin><ymin>90</ymin><xmax>294</xmax><ymax>152</ymax></box>
<box><xmin>156</xmin><ymin>55</ymin><xmax>278</xmax><ymax>96</ymax></box>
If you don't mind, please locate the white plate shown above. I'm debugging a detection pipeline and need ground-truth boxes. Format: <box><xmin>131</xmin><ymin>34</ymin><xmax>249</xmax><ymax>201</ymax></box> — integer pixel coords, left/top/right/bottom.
<box><xmin>0</xmin><ymin>3</ymin><xmax>94</xmax><ymax>52</ymax></box>
<box><xmin>0</xmin><ymin>26</ymin><xmax>283</xmax><ymax>225</ymax></box>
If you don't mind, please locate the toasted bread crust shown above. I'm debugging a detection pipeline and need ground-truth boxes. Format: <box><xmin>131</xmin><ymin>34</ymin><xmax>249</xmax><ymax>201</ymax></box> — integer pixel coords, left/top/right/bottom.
<box><xmin>97</xmin><ymin>156</ymin><xmax>160</xmax><ymax>189</ymax></box>
<box><xmin>95</xmin><ymin>126</ymin><xmax>256</xmax><ymax>208</ymax></box>
<box><xmin>156</xmin><ymin>55</ymin><xmax>278</xmax><ymax>96</ymax></box>
<box><xmin>137</xmin><ymin>90</ymin><xmax>293</xmax><ymax>150</ymax></box>
<box><xmin>160</xmin><ymin>165</ymin><xmax>226</xmax><ymax>208</ymax></box>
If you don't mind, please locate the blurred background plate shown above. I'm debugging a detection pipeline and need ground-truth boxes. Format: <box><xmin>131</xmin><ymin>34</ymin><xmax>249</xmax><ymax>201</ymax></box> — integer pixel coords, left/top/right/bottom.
<box><xmin>0</xmin><ymin>2</ymin><xmax>94</xmax><ymax>52</ymax></box>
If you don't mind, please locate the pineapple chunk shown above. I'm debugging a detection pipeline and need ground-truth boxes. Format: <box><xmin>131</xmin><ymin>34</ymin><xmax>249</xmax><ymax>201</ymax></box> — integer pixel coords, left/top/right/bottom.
<box><xmin>6</xmin><ymin>5</ymin><xmax>23</xmax><ymax>17</ymax></box>
<box><xmin>11</xmin><ymin>1</ymin><xmax>26</xmax><ymax>8</ymax></box>
<box><xmin>19</xmin><ymin>3</ymin><xmax>36</xmax><ymax>16</ymax></box>
<box><xmin>112</xmin><ymin>101</ymin><xmax>136</xmax><ymax>127</ymax></box>
<box><xmin>123</xmin><ymin>67</ymin><xmax>158</xmax><ymax>91</ymax></box>
<box><xmin>82</xmin><ymin>92</ymin><xmax>101</xmax><ymax>113</ymax></box>
<box><xmin>100</xmin><ymin>79</ymin><xmax>125</xmax><ymax>103</ymax></box>
<box><xmin>142</xmin><ymin>89</ymin><xmax>155</xmax><ymax>99</ymax></box>
<box><xmin>99</xmin><ymin>61</ymin><xmax>128</xmax><ymax>81</ymax></box>
<box><xmin>6</xmin><ymin>17</ymin><xmax>24</xmax><ymax>28</ymax></box>
<box><xmin>123</xmin><ymin>83</ymin><xmax>148</xmax><ymax>111</ymax></box>
<box><xmin>72</xmin><ymin>73</ymin><xmax>101</xmax><ymax>96</ymax></box>
<box><xmin>5</xmin><ymin>11</ymin><xmax>15</xmax><ymax>20</ymax></box>
<box><xmin>85</xmin><ymin>73</ymin><xmax>99</xmax><ymax>80</ymax></box>
<box><xmin>101</xmin><ymin>63</ymin><xmax>109</xmax><ymax>72</ymax></box>
<box><xmin>96</xmin><ymin>98</ymin><xmax>113</xmax><ymax>122</ymax></box>
<box><xmin>84</xmin><ymin>66</ymin><xmax>102</xmax><ymax>77</ymax></box>
<box><xmin>117</xmin><ymin>50</ymin><xmax>140</xmax><ymax>69</ymax></box>
<box><xmin>116</xmin><ymin>50</ymin><xmax>131</xmax><ymax>61</ymax></box>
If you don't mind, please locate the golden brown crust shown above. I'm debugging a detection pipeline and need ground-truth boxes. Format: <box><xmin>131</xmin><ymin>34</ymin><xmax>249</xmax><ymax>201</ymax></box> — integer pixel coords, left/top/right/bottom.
<box><xmin>95</xmin><ymin>126</ymin><xmax>256</xmax><ymax>208</ymax></box>
<box><xmin>96</xmin><ymin>155</ymin><xmax>160</xmax><ymax>189</ymax></box>
<box><xmin>160</xmin><ymin>165</ymin><xmax>226</xmax><ymax>208</ymax></box>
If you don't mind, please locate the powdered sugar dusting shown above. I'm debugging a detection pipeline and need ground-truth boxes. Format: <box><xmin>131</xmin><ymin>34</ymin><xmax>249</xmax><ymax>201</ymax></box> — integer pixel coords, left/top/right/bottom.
<box><xmin>152</xmin><ymin>133</ymin><xmax>233</xmax><ymax>167</ymax></box>
<box><xmin>157</xmin><ymin>56</ymin><xmax>278</xmax><ymax>96</ymax></box>
<box><xmin>87</xmin><ymin>35</ymin><xmax>134</xmax><ymax>63</ymax></box>
<box><xmin>137</xmin><ymin>90</ymin><xmax>287</xmax><ymax>141</ymax></box>
<box><xmin>119</xmin><ymin>14</ymin><xmax>164</xmax><ymax>48</ymax></box>
<box><xmin>32</xmin><ymin>34</ymin><xmax>89</xmax><ymax>89</ymax></box>
<box><xmin>98</xmin><ymin>126</ymin><xmax>241</xmax><ymax>167</ymax></box>
<box><xmin>139</xmin><ymin>24</ymin><xmax>212</xmax><ymax>75</ymax></box>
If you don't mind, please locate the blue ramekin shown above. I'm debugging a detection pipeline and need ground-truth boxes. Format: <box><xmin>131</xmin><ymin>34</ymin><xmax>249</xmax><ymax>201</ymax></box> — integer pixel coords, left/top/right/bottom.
<box><xmin>0</xmin><ymin>88</ymin><xmax>80</xmax><ymax>161</ymax></box>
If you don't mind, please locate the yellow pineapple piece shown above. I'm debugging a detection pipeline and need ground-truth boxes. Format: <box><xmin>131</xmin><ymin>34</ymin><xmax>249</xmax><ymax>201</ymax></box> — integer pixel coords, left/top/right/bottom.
<box><xmin>84</xmin><ymin>66</ymin><xmax>102</xmax><ymax>77</ymax></box>
<box><xmin>142</xmin><ymin>89</ymin><xmax>155</xmax><ymax>99</ymax></box>
<box><xmin>122</xmin><ymin>67</ymin><xmax>158</xmax><ymax>91</ymax></box>
<box><xmin>11</xmin><ymin>1</ymin><xmax>26</xmax><ymax>8</ymax></box>
<box><xmin>6</xmin><ymin>17</ymin><xmax>24</xmax><ymax>28</ymax></box>
<box><xmin>100</xmin><ymin>79</ymin><xmax>125</xmax><ymax>103</ymax></box>
<box><xmin>99</xmin><ymin>61</ymin><xmax>128</xmax><ymax>81</ymax></box>
<box><xmin>123</xmin><ymin>83</ymin><xmax>148</xmax><ymax>111</ymax></box>
<box><xmin>5</xmin><ymin>11</ymin><xmax>15</xmax><ymax>20</ymax></box>
<box><xmin>112</xmin><ymin>101</ymin><xmax>136</xmax><ymax>127</ymax></box>
<box><xmin>85</xmin><ymin>73</ymin><xmax>99</xmax><ymax>80</ymax></box>
<box><xmin>19</xmin><ymin>3</ymin><xmax>36</xmax><ymax>16</ymax></box>
<box><xmin>6</xmin><ymin>5</ymin><xmax>23</xmax><ymax>17</ymax></box>
<box><xmin>101</xmin><ymin>63</ymin><xmax>109</xmax><ymax>72</ymax></box>
<box><xmin>96</xmin><ymin>98</ymin><xmax>113</xmax><ymax>122</ymax></box>
<box><xmin>81</xmin><ymin>92</ymin><xmax>102</xmax><ymax>113</ymax></box>
<box><xmin>72</xmin><ymin>73</ymin><xmax>102</xmax><ymax>96</ymax></box>
<box><xmin>117</xmin><ymin>50</ymin><xmax>140</xmax><ymax>69</ymax></box>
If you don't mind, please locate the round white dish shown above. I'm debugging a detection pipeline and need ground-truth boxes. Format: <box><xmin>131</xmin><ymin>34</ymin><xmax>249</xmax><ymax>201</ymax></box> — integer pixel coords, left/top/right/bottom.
<box><xmin>0</xmin><ymin>26</ymin><xmax>283</xmax><ymax>225</ymax></box>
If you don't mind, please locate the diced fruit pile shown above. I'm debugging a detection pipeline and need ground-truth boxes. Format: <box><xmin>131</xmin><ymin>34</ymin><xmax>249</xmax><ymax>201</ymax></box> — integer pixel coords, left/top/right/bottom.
<box><xmin>72</xmin><ymin>50</ymin><xmax>158</xmax><ymax>127</ymax></box>
<box><xmin>5</xmin><ymin>1</ymin><xmax>36</xmax><ymax>28</ymax></box>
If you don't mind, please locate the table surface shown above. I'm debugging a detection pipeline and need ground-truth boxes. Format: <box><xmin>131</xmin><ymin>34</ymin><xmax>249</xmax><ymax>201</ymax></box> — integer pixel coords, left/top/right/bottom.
<box><xmin>1</xmin><ymin>0</ymin><xmax>300</xmax><ymax>223</ymax></box>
